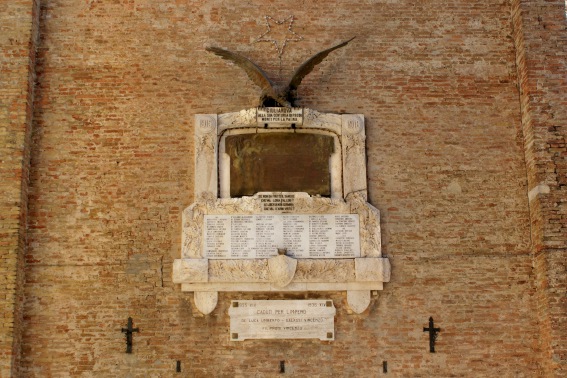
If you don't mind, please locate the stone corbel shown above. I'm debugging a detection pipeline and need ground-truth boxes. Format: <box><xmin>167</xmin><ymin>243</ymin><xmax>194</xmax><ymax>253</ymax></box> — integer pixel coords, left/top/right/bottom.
<box><xmin>347</xmin><ymin>257</ymin><xmax>391</xmax><ymax>314</ymax></box>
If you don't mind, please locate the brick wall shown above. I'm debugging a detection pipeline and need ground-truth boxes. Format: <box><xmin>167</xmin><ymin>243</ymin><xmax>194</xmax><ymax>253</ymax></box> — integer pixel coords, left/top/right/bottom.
<box><xmin>0</xmin><ymin>0</ymin><xmax>39</xmax><ymax>376</ymax></box>
<box><xmin>512</xmin><ymin>1</ymin><xmax>567</xmax><ymax>376</ymax></box>
<box><xmin>0</xmin><ymin>0</ymin><xmax>562</xmax><ymax>376</ymax></box>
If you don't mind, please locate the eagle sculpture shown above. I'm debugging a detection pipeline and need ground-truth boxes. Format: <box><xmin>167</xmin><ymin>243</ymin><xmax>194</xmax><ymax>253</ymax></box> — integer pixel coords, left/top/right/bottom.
<box><xmin>206</xmin><ymin>37</ymin><xmax>355</xmax><ymax>107</ymax></box>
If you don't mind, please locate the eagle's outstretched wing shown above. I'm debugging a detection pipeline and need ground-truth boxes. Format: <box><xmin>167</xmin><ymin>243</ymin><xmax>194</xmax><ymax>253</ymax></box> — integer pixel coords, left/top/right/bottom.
<box><xmin>287</xmin><ymin>37</ymin><xmax>355</xmax><ymax>92</ymax></box>
<box><xmin>205</xmin><ymin>46</ymin><xmax>275</xmax><ymax>95</ymax></box>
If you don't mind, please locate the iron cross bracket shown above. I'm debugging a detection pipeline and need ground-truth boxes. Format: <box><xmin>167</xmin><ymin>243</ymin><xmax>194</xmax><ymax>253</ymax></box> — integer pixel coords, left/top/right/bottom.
<box><xmin>121</xmin><ymin>317</ymin><xmax>139</xmax><ymax>354</ymax></box>
<box><xmin>423</xmin><ymin>316</ymin><xmax>441</xmax><ymax>353</ymax></box>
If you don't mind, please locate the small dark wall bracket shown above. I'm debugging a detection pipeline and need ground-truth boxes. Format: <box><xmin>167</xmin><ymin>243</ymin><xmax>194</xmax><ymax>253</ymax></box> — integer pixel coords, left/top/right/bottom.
<box><xmin>280</xmin><ymin>360</ymin><xmax>285</xmax><ymax>373</ymax></box>
<box><xmin>423</xmin><ymin>316</ymin><xmax>441</xmax><ymax>353</ymax></box>
<box><xmin>121</xmin><ymin>317</ymin><xmax>139</xmax><ymax>354</ymax></box>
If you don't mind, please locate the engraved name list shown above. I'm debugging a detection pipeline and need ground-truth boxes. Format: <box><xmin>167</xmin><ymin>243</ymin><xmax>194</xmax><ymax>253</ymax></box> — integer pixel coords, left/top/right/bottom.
<box><xmin>204</xmin><ymin>214</ymin><xmax>360</xmax><ymax>259</ymax></box>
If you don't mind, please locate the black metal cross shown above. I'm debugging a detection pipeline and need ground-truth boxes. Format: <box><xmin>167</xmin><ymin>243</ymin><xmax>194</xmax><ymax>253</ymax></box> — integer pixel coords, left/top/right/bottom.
<box><xmin>423</xmin><ymin>317</ymin><xmax>441</xmax><ymax>353</ymax></box>
<box><xmin>121</xmin><ymin>317</ymin><xmax>139</xmax><ymax>354</ymax></box>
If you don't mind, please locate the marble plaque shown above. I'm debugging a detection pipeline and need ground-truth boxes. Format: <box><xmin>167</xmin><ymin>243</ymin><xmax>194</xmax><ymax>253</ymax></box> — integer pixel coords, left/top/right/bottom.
<box><xmin>229</xmin><ymin>300</ymin><xmax>335</xmax><ymax>341</ymax></box>
<box><xmin>257</xmin><ymin>107</ymin><xmax>303</xmax><ymax>124</ymax></box>
<box><xmin>259</xmin><ymin>193</ymin><xmax>296</xmax><ymax>211</ymax></box>
<box><xmin>203</xmin><ymin>214</ymin><xmax>360</xmax><ymax>259</ymax></box>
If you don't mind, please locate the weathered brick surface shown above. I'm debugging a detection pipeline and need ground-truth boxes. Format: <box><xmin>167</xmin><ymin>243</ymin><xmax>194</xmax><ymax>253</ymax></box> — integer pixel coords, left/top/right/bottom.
<box><xmin>0</xmin><ymin>0</ymin><xmax>563</xmax><ymax>376</ymax></box>
<box><xmin>0</xmin><ymin>0</ymin><xmax>39</xmax><ymax>376</ymax></box>
<box><xmin>511</xmin><ymin>1</ymin><xmax>567</xmax><ymax>376</ymax></box>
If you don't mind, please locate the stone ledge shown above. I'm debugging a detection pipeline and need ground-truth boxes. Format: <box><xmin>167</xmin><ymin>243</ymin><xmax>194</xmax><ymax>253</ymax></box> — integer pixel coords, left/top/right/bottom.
<box><xmin>173</xmin><ymin>257</ymin><xmax>390</xmax><ymax>285</ymax></box>
<box><xmin>181</xmin><ymin>282</ymin><xmax>384</xmax><ymax>292</ymax></box>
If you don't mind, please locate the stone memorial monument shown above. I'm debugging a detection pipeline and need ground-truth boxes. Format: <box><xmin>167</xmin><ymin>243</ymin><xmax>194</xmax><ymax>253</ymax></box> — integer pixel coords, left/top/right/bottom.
<box><xmin>172</xmin><ymin>107</ymin><xmax>391</xmax><ymax>315</ymax></box>
<box><xmin>173</xmin><ymin>38</ymin><xmax>390</xmax><ymax>321</ymax></box>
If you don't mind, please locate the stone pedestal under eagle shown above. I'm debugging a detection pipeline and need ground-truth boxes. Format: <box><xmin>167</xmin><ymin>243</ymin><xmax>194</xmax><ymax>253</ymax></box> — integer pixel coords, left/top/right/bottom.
<box><xmin>206</xmin><ymin>37</ymin><xmax>355</xmax><ymax>107</ymax></box>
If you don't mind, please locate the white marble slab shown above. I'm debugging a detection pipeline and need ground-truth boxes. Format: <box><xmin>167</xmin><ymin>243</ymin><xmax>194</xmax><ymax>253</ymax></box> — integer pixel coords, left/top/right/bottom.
<box><xmin>203</xmin><ymin>214</ymin><xmax>360</xmax><ymax>259</ymax></box>
<box><xmin>257</xmin><ymin>107</ymin><xmax>303</xmax><ymax>125</ymax></box>
<box><xmin>229</xmin><ymin>300</ymin><xmax>335</xmax><ymax>341</ymax></box>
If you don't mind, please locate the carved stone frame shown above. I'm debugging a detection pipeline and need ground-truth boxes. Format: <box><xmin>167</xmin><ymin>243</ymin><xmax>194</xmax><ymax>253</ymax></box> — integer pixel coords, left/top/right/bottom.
<box><xmin>173</xmin><ymin>108</ymin><xmax>390</xmax><ymax>314</ymax></box>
